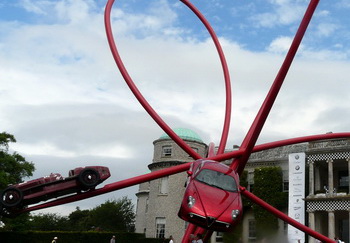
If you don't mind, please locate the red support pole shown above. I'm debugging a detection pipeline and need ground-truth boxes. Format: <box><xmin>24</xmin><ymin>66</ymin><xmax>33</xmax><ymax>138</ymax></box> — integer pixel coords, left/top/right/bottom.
<box><xmin>203</xmin><ymin>230</ymin><xmax>213</xmax><ymax>242</ymax></box>
<box><xmin>182</xmin><ymin>223</ymin><xmax>197</xmax><ymax>243</ymax></box>
<box><xmin>18</xmin><ymin>133</ymin><xmax>350</xmax><ymax>214</ymax></box>
<box><xmin>180</xmin><ymin>0</ymin><xmax>232</xmax><ymax>155</ymax></box>
<box><xmin>104</xmin><ymin>0</ymin><xmax>202</xmax><ymax>160</ymax></box>
<box><xmin>194</xmin><ymin>227</ymin><xmax>207</xmax><ymax>242</ymax></box>
<box><xmin>240</xmin><ymin>186</ymin><xmax>335</xmax><ymax>243</ymax></box>
<box><xmin>232</xmin><ymin>0</ymin><xmax>320</xmax><ymax>175</ymax></box>
<box><xmin>21</xmin><ymin>162</ymin><xmax>192</xmax><ymax>213</ymax></box>
<box><xmin>209</xmin><ymin>132</ymin><xmax>350</xmax><ymax>163</ymax></box>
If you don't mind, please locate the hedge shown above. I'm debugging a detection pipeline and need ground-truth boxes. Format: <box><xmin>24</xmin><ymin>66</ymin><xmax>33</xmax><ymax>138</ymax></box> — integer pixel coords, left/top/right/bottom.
<box><xmin>0</xmin><ymin>231</ymin><xmax>164</xmax><ymax>243</ymax></box>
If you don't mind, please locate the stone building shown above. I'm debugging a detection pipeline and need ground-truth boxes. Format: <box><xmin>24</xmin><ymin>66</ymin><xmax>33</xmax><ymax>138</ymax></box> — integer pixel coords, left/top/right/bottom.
<box><xmin>306</xmin><ymin>139</ymin><xmax>350</xmax><ymax>243</ymax></box>
<box><xmin>135</xmin><ymin>129</ymin><xmax>350</xmax><ymax>243</ymax></box>
<box><xmin>134</xmin><ymin>128</ymin><xmax>208</xmax><ymax>241</ymax></box>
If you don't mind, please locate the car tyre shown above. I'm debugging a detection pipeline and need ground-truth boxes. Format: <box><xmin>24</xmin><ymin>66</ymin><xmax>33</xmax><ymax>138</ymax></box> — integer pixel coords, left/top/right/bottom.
<box><xmin>1</xmin><ymin>187</ymin><xmax>23</xmax><ymax>208</ymax></box>
<box><xmin>78</xmin><ymin>168</ymin><xmax>100</xmax><ymax>189</ymax></box>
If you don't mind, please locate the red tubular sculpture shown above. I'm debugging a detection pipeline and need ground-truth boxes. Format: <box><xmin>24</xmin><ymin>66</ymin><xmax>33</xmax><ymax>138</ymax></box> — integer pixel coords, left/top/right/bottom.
<box><xmin>9</xmin><ymin>0</ymin><xmax>343</xmax><ymax>242</ymax></box>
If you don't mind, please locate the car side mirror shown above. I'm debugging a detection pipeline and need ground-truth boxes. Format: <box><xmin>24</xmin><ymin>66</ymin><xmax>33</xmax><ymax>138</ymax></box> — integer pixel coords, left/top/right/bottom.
<box><xmin>187</xmin><ymin>170</ymin><xmax>193</xmax><ymax>176</ymax></box>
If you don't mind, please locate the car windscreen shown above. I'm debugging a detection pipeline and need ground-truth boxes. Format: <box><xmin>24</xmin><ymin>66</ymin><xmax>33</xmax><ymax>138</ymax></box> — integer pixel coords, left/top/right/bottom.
<box><xmin>195</xmin><ymin>169</ymin><xmax>237</xmax><ymax>192</ymax></box>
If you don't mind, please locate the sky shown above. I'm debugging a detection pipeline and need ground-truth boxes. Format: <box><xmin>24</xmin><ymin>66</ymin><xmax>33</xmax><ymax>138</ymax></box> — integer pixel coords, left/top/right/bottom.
<box><xmin>1</xmin><ymin>0</ymin><xmax>350</xmax><ymax>216</ymax></box>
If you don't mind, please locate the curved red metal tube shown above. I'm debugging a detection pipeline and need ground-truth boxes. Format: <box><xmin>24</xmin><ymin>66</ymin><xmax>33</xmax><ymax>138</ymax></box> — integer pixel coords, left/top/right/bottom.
<box><xmin>104</xmin><ymin>0</ymin><xmax>202</xmax><ymax>160</ymax></box>
<box><xmin>232</xmin><ymin>0</ymin><xmax>320</xmax><ymax>175</ymax></box>
<box><xmin>21</xmin><ymin>162</ymin><xmax>192</xmax><ymax>213</ymax></box>
<box><xmin>207</xmin><ymin>142</ymin><xmax>216</xmax><ymax>158</ymax></box>
<box><xmin>105</xmin><ymin>0</ymin><xmax>232</xmax><ymax>159</ymax></box>
<box><xmin>211</xmin><ymin>132</ymin><xmax>350</xmax><ymax>162</ymax></box>
<box><xmin>240</xmin><ymin>186</ymin><xmax>335</xmax><ymax>243</ymax></box>
<box><xmin>182</xmin><ymin>223</ymin><xmax>198</xmax><ymax>243</ymax></box>
<box><xmin>180</xmin><ymin>0</ymin><xmax>232</xmax><ymax>155</ymax></box>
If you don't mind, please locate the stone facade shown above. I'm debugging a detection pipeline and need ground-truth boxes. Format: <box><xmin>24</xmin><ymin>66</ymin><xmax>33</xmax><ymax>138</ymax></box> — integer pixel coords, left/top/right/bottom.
<box><xmin>306</xmin><ymin>138</ymin><xmax>350</xmax><ymax>243</ymax></box>
<box><xmin>135</xmin><ymin>130</ymin><xmax>208</xmax><ymax>242</ymax></box>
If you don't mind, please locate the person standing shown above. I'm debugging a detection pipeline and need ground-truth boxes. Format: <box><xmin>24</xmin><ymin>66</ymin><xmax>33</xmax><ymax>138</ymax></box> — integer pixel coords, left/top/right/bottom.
<box><xmin>190</xmin><ymin>234</ymin><xmax>196</xmax><ymax>243</ymax></box>
<box><xmin>169</xmin><ymin>235</ymin><xmax>174</xmax><ymax>243</ymax></box>
<box><xmin>196</xmin><ymin>234</ymin><xmax>203</xmax><ymax>243</ymax></box>
<box><xmin>110</xmin><ymin>235</ymin><xmax>116</xmax><ymax>243</ymax></box>
<box><xmin>335</xmin><ymin>237</ymin><xmax>344</xmax><ymax>243</ymax></box>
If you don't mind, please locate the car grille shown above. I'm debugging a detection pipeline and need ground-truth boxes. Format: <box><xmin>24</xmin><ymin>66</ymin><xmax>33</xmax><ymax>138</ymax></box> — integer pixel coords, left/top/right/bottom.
<box><xmin>188</xmin><ymin>213</ymin><xmax>231</xmax><ymax>231</ymax></box>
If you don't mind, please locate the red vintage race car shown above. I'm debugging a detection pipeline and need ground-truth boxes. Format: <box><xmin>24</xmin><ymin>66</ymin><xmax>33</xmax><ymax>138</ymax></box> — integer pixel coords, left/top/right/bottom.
<box><xmin>178</xmin><ymin>159</ymin><xmax>242</xmax><ymax>232</ymax></box>
<box><xmin>0</xmin><ymin>166</ymin><xmax>110</xmax><ymax>215</ymax></box>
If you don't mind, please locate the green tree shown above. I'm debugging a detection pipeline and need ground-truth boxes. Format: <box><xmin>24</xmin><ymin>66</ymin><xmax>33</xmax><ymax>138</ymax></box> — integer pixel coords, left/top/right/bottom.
<box><xmin>87</xmin><ymin>197</ymin><xmax>135</xmax><ymax>232</ymax></box>
<box><xmin>0</xmin><ymin>132</ymin><xmax>35</xmax><ymax>228</ymax></box>
<box><xmin>68</xmin><ymin>207</ymin><xmax>91</xmax><ymax>231</ymax></box>
<box><xmin>252</xmin><ymin>167</ymin><xmax>287</xmax><ymax>240</ymax></box>
<box><xmin>0</xmin><ymin>212</ymin><xmax>31</xmax><ymax>231</ymax></box>
<box><xmin>223</xmin><ymin>219</ymin><xmax>243</xmax><ymax>242</ymax></box>
<box><xmin>0</xmin><ymin>132</ymin><xmax>35</xmax><ymax>189</ymax></box>
<box><xmin>29</xmin><ymin>213</ymin><xmax>69</xmax><ymax>231</ymax></box>
<box><xmin>223</xmin><ymin>170</ymin><xmax>249</xmax><ymax>241</ymax></box>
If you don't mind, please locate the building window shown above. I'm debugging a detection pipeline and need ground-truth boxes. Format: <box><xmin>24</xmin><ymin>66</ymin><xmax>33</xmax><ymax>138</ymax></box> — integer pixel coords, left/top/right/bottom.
<box><xmin>145</xmin><ymin>197</ymin><xmax>149</xmax><ymax>213</ymax></box>
<box><xmin>282</xmin><ymin>170</ymin><xmax>289</xmax><ymax>192</ymax></box>
<box><xmin>215</xmin><ymin>231</ymin><xmax>224</xmax><ymax>242</ymax></box>
<box><xmin>184</xmin><ymin>221</ymin><xmax>189</xmax><ymax>230</ymax></box>
<box><xmin>155</xmin><ymin>217</ymin><xmax>166</xmax><ymax>239</ymax></box>
<box><xmin>248</xmin><ymin>172</ymin><xmax>254</xmax><ymax>192</ymax></box>
<box><xmin>283</xmin><ymin>221</ymin><xmax>288</xmax><ymax>234</ymax></box>
<box><xmin>159</xmin><ymin>177</ymin><xmax>169</xmax><ymax>194</ymax></box>
<box><xmin>338</xmin><ymin>171</ymin><xmax>349</xmax><ymax>193</ymax></box>
<box><xmin>248</xmin><ymin>219</ymin><xmax>256</xmax><ymax>240</ymax></box>
<box><xmin>162</xmin><ymin>146</ymin><xmax>172</xmax><ymax>157</ymax></box>
<box><xmin>189</xmin><ymin>147</ymin><xmax>198</xmax><ymax>157</ymax></box>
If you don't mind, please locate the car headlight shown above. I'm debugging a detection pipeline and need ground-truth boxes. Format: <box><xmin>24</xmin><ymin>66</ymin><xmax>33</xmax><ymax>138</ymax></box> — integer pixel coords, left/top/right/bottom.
<box><xmin>232</xmin><ymin>209</ymin><xmax>240</xmax><ymax>219</ymax></box>
<box><xmin>187</xmin><ymin>196</ymin><xmax>196</xmax><ymax>208</ymax></box>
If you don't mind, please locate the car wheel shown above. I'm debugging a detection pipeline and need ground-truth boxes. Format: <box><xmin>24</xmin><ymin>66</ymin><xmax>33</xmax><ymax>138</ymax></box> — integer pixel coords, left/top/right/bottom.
<box><xmin>78</xmin><ymin>168</ymin><xmax>100</xmax><ymax>189</ymax></box>
<box><xmin>1</xmin><ymin>187</ymin><xmax>23</xmax><ymax>208</ymax></box>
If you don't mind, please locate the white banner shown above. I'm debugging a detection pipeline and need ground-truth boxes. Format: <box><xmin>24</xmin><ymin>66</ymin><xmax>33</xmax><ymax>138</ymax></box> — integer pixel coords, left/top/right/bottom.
<box><xmin>288</xmin><ymin>153</ymin><xmax>306</xmax><ymax>243</ymax></box>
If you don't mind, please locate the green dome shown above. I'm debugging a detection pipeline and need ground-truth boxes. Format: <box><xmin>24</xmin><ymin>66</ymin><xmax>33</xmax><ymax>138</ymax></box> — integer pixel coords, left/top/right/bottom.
<box><xmin>159</xmin><ymin>128</ymin><xmax>203</xmax><ymax>143</ymax></box>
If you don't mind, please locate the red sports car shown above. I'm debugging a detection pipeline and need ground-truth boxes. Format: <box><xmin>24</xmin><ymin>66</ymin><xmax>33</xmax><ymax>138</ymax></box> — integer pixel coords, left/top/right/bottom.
<box><xmin>0</xmin><ymin>166</ymin><xmax>110</xmax><ymax>215</ymax></box>
<box><xmin>178</xmin><ymin>159</ymin><xmax>242</xmax><ymax>231</ymax></box>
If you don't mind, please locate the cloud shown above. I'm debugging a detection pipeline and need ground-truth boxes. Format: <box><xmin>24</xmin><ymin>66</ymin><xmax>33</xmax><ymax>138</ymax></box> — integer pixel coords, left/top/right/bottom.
<box><xmin>316</xmin><ymin>22</ymin><xmax>339</xmax><ymax>37</ymax></box>
<box><xmin>336</xmin><ymin>0</ymin><xmax>350</xmax><ymax>8</ymax></box>
<box><xmin>251</xmin><ymin>1</ymin><xmax>305</xmax><ymax>28</ymax></box>
<box><xmin>267</xmin><ymin>36</ymin><xmax>294</xmax><ymax>53</ymax></box>
<box><xmin>20</xmin><ymin>0</ymin><xmax>51</xmax><ymax>15</ymax></box>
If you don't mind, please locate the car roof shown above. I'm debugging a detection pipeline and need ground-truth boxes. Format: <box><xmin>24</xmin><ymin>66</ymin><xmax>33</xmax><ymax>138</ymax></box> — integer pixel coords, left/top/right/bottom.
<box><xmin>196</xmin><ymin>160</ymin><xmax>234</xmax><ymax>174</ymax></box>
